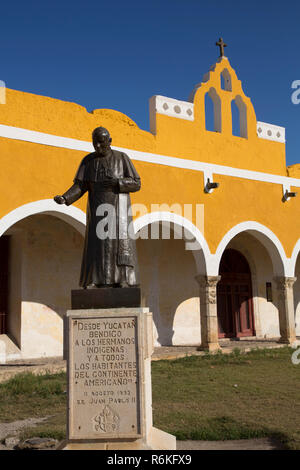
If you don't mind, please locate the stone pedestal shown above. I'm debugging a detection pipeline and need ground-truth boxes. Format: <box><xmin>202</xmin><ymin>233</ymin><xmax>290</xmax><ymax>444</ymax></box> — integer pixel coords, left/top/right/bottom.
<box><xmin>274</xmin><ymin>277</ymin><xmax>297</xmax><ymax>345</ymax></box>
<box><xmin>196</xmin><ymin>275</ymin><xmax>221</xmax><ymax>352</ymax></box>
<box><xmin>71</xmin><ymin>287</ymin><xmax>141</xmax><ymax>310</ymax></box>
<box><xmin>58</xmin><ymin>308</ymin><xmax>176</xmax><ymax>450</ymax></box>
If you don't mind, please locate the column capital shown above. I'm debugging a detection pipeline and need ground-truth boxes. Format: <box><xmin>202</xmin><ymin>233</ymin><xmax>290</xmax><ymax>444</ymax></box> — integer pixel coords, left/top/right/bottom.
<box><xmin>274</xmin><ymin>276</ymin><xmax>297</xmax><ymax>289</ymax></box>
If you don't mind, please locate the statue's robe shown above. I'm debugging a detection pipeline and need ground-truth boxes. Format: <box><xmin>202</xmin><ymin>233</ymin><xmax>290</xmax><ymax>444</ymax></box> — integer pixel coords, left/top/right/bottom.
<box><xmin>62</xmin><ymin>150</ymin><xmax>141</xmax><ymax>288</ymax></box>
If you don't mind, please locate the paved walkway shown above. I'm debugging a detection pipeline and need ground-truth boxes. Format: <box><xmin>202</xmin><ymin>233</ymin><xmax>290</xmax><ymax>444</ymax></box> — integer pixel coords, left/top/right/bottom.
<box><xmin>176</xmin><ymin>437</ymin><xmax>285</xmax><ymax>450</ymax></box>
<box><xmin>152</xmin><ymin>338</ymin><xmax>286</xmax><ymax>360</ymax></box>
<box><xmin>0</xmin><ymin>435</ymin><xmax>285</xmax><ymax>451</ymax></box>
<box><xmin>0</xmin><ymin>338</ymin><xmax>287</xmax><ymax>383</ymax></box>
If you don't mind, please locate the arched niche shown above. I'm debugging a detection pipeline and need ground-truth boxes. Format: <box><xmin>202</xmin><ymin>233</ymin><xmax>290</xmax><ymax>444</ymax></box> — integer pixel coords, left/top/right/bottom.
<box><xmin>220</xmin><ymin>69</ymin><xmax>232</xmax><ymax>91</ymax></box>
<box><xmin>231</xmin><ymin>95</ymin><xmax>248</xmax><ymax>138</ymax></box>
<box><xmin>205</xmin><ymin>88</ymin><xmax>222</xmax><ymax>133</ymax></box>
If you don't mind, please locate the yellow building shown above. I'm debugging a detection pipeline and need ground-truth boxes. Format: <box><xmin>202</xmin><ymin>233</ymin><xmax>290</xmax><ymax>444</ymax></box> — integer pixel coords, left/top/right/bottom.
<box><xmin>0</xmin><ymin>54</ymin><xmax>299</xmax><ymax>361</ymax></box>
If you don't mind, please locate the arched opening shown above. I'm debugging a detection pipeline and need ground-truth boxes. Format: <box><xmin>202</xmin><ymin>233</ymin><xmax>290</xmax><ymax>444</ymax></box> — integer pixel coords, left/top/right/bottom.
<box><xmin>220</xmin><ymin>69</ymin><xmax>232</xmax><ymax>91</ymax></box>
<box><xmin>1</xmin><ymin>213</ymin><xmax>84</xmax><ymax>359</ymax></box>
<box><xmin>205</xmin><ymin>92</ymin><xmax>214</xmax><ymax>132</ymax></box>
<box><xmin>215</xmin><ymin>225</ymin><xmax>288</xmax><ymax>341</ymax></box>
<box><xmin>217</xmin><ymin>249</ymin><xmax>255</xmax><ymax>338</ymax></box>
<box><xmin>205</xmin><ymin>88</ymin><xmax>221</xmax><ymax>133</ymax></box>
<box><xmin>231</xmin><ymin>100</ymin><xmax>240</xmax><ymax>137</ymax></box>
<box><xmin>231</xmin><ymin>95</ymin><xmax>248</xmax><ymax>138</ymax></box>
<box><xmin>135</xmin><ymin>220</ymin><xmax>207</xmax><ymax>347</ymax></box>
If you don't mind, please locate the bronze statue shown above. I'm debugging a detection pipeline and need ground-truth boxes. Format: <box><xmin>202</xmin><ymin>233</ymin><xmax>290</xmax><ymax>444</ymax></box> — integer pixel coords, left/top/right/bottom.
<box><xmin>54</xmin><ymin>127</ymin><xmax>141</xmax><ymax>289</ymax></box>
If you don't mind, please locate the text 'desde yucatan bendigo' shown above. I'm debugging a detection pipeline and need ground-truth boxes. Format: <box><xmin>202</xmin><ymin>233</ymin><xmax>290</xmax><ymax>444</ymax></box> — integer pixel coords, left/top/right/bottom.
<box><xmin>69</xmin><ymin>315</ymin><xmax>142</xmax><ymax>440</ymax></box>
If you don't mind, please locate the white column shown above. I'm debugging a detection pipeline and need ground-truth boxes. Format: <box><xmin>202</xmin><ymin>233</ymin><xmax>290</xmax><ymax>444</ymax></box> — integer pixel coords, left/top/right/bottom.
<box><xmin>274</xmin><ymin>276</ymin><xmax>297</xmax><ymax>345</ymax></box>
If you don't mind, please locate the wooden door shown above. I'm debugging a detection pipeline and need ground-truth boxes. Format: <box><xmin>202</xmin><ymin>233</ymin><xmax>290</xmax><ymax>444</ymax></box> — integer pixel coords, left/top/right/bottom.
<box><xmin>217</xmin><ymin>249</ymin><xmax>255</xmax><ymax>338</ymax></box>
<box><xmin>0</xmin><ymin>236</ymin><xmax>10</xmax><ymax>334</ymax></box>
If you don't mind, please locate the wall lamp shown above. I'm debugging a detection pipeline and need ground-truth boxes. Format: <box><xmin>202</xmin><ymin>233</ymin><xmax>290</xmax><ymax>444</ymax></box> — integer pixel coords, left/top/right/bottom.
<box><xmin>205</xmin><ymin>178</ymin><xmax>220</xmax><ymax>194</ymax></box>
<box><xmin>283</xmin><ymin>189</ymin><xmax>297</xmax><ymax>202</ymax></box>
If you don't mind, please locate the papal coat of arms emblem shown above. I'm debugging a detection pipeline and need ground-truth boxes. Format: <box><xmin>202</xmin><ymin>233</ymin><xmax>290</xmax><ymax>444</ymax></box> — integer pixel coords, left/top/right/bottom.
<box><xmin>93</xmin><ymin>405</ymin><xmax>120</xmax><ymax>433</ymax></box>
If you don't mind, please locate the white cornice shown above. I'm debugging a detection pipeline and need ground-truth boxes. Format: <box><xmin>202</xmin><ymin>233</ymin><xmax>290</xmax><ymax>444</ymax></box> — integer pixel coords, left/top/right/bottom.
<box><xmin>0</xmin><ymin>124</ymin><xmax>92</xmax><ymax>152</ymax></box>
<box><xmin>0</xmin><ymin>123</ymin><xmax>299</xmax><ymax>189</ymax></box>
<box><xmin>256</xmin><ymin>121</ymin><xmax>285</xmax><ymax>143</ymax></box>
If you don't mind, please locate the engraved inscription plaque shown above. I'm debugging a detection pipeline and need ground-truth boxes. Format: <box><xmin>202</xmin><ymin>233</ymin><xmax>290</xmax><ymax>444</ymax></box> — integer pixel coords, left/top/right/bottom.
<box><xmin>68</xmin><ymin>313</ymin><xmax>142</xmax><ymax>440</ymax></box>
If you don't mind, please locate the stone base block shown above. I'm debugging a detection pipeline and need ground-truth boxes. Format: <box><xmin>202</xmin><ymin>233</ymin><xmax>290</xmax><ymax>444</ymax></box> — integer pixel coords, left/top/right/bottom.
<box><xmin>71</xmin><ymin>287</ymin><xmax>141</xmax><ymax>309</ymax></box>
<box><xmin>57</xmin><ymin>427</ymin><xmax>176</xmax><ymax>450</ymax></box>
<box><xmin>63</xmin><ymin>307</ymin><xmax>176</xmax><ymax>450</ymax></box>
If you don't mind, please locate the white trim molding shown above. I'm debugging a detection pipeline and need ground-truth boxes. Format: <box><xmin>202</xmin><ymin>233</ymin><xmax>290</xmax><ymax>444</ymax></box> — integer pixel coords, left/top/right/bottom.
<box><xmin>115</xmin><ymin>148</ymin><xmax>300</xmax><ymax>189</ymax></box>
<box><xmin>133</xmin><ymin>211</ymin><xmax>210</xmax><ymax>274</ymax></box>
<box><xmin>0</xmin><ymin>199</ymin><xmax>86</xmax><ymax>237</ymax></box>
<box><xmin>256</xmin><ymin>121</ymin><xmax>285</xmax><ymax>143</ymax></box>
<box><xmin>149</xmin><ymin>95</ymin><xmax>194</xmax><ymax>122</ymax></box>
<box><xmin>212</xmin><ymin>221</ymin><xmax>289</xmax><ymax>277</ymax></box>
<box><xmin>0</xmin><ymin>124</ymin><xmax>298</xmax><ymax>192</ymax></box>
<box><xmin>0</xmin><ymin>124</ymin><xmax>93</xmax><ymax>152</ymax></box>
<box><xmin>290</xmin><ymin>239</ymin><xmax>300</xmax><ymax>276</ymax></box>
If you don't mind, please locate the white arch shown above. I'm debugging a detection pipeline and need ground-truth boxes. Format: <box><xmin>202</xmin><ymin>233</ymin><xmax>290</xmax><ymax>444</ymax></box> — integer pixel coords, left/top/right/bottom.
<box><xmin>0</xmin><ymin>199</ymin><xmax>86</xmax><ymax>237</ymax></box>
<box><xmin>212</xmin><ymin>221</ymin><xmax>288</xmax><ymax>276</ymax></box>
<box><xmin>290</xmin><ymin>239</ymin><xmax>300</xmax><ymax>276</ymax></box>
<box><xmin>133</xmin><ymin>211</ymin><xmax>210</xmax><ymax>274</ymax></box>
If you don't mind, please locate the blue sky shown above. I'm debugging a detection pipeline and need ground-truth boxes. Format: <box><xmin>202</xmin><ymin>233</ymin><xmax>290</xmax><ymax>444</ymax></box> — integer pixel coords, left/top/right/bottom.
<box><xmin>0</xmin><ymin>0</ymin><xmax>299</xmax><ymax>166</ymax></box>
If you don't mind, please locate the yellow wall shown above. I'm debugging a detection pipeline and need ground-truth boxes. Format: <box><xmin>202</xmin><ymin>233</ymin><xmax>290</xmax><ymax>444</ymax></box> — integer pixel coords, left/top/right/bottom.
<box><xmin>0</xmin><ymin>57</ymin><xmax>299</xmax><ymax>258</ymax></box>
<box><xmin>288</xmin><ymin>164</ymin><xmax>300</xmax><ymax>178</ymax></box>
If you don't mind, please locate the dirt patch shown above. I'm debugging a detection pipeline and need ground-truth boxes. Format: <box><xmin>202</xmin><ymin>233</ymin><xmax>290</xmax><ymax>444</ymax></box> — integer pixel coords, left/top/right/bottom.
<box><xmin>0</xmin><ymin>417</ymin><xmax>50</xmax><ymax>442</ymax></box>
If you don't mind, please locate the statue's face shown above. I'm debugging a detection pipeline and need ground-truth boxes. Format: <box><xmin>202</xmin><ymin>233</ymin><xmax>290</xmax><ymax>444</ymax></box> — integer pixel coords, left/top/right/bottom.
<box><xmin>93</xmin><ymin>133</ymin><xmax>111</xmax><ymax>156</ymax></box>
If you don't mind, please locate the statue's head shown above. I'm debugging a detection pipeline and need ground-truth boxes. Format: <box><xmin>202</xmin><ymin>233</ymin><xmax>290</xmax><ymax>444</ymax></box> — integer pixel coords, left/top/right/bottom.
<box><xmin>92</xmin><ymin>127</ymin><xmax>112</xmax><ymax>156</ymax></box>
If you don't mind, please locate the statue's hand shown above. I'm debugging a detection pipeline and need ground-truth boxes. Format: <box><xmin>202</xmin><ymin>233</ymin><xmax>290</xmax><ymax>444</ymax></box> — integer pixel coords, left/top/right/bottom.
<box><xmin>54</xmin><ymin>195</ymin><xmax>66</xmax><ymax>205</ymax></box>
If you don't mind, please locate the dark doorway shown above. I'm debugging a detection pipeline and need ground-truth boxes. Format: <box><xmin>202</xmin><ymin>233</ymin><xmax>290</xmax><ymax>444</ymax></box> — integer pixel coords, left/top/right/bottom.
<box><xmin>217</xmin><ymin>249</ymin><xmax>255</xmax><ymax>338</ymax></box>
<box><xmin>0</xmin><ymin>235</ymin><xmax>10</xmax><ymax>334</ymax></box>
